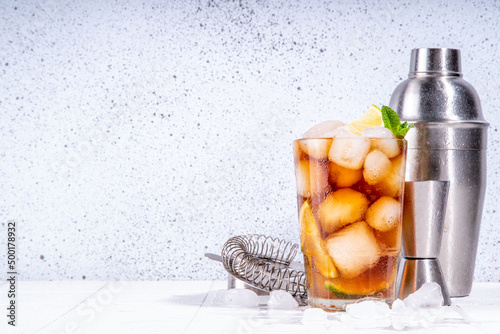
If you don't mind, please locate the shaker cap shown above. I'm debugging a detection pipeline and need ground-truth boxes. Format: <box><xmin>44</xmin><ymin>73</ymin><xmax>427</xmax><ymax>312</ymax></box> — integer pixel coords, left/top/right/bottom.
<box><xmin>410</xmin><ymin>48</ymin><xmax>461</xmax><ymax>77</ymax></box>
<box><xmin>391</xmin><ymin>47</ymin><xmax>487</xmax><ymax>124</ymax></box>
<box><xmin>390</xmin><ymin>48</ymin><xmax>489</xmax><ymax>150</ymax></box>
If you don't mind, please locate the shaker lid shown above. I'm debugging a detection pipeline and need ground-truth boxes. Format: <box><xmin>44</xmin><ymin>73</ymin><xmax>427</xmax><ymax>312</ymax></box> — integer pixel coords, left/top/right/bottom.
<box><xmin>410</xmin><ymin>48</ymin><xmax>461</xmax><ymax>77</ymax></box>
<box><xmin>391</xmin><ymin>48</ymin><xmax>489</xmax><ymax>150</ymax></box>
<box><xmin>390</xmin><ymin>48</ymin><xmax>489</xmax><ymax>125</ymax></box>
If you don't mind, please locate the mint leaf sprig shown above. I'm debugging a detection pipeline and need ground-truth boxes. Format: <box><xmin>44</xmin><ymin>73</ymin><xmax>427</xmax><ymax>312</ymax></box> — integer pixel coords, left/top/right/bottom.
<box><xmin>381</xmin><ymin>106</ymin><xmax>414</xmax><ymax>139</ymax></box>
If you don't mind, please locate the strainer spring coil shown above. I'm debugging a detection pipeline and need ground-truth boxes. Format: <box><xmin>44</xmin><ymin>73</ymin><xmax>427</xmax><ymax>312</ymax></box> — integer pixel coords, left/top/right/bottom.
<box><xmin>221</xmin><ymin>234</ymin><xmax>307</xmax><ymax>297</ymax></box>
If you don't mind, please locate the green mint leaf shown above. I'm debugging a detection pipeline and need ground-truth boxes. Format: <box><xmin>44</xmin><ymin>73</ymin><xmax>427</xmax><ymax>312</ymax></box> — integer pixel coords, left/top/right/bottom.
<box><xmin>381</xmin><ymin>110</ymin><xmax>393</xmax><ymax>132</ymax></box>
<box><xmin>380</xmin><ymin>105</ymin><xmax>413</xmax><ymax>139</ymax></box>
<box><xmin>381</xmin><ymin>106</ymin><xmax>400</xmax><ymax>133</ymax></box>
<box><xmin>396</xmin><ymin>123</ymin><xmax>414</xmax><ymax>139</ymax></box>
<box><xmin>395</xmin><ymin>127</ymin><xmax>408</xmax><ymax>138</ymax></box>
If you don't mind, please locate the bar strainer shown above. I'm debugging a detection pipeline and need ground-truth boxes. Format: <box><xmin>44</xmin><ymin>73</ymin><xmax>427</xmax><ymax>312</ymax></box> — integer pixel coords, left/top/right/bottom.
<box><xmin>205</xmin><ymin>234</ymin><xmax>307</xmax><ymax>303</ymax></box>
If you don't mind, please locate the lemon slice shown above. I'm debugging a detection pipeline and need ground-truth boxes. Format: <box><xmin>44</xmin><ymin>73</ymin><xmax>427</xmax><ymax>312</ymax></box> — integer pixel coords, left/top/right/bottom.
<box><xmin>299</xmin><ymin>201</ymin><xmax>339</xmax><ymax>279</ymax></box>
<box><xmin>348</xmin><ymin>104</ymin><xmax>383</xmax><ymax>135</ymax></box>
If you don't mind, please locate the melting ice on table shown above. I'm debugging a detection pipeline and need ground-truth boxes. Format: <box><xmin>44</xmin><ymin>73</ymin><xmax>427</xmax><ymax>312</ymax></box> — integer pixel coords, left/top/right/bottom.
<box><xmin>340</xmin><ymin>282</ymin><xmax>446</xmax><ymax>329</ymax></box>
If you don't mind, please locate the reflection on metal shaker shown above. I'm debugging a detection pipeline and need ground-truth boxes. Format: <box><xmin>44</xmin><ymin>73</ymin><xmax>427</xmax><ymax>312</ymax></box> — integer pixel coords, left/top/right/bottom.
<box><xmin>390</xmin><ymin>48</ymin><xmax>489</xmax><ymax>297</ymax></box>
<box><xmin>398</xmin><ymin>181</ymin><xmax>451</xmax><ymax>306</ymax></box>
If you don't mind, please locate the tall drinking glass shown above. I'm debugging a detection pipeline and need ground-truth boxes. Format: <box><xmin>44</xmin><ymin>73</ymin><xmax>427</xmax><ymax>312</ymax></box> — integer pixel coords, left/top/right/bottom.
<box><xmin>293</xmin><ymin>136</ymin><xmax>407</xmax><ymax>310</ymax></box>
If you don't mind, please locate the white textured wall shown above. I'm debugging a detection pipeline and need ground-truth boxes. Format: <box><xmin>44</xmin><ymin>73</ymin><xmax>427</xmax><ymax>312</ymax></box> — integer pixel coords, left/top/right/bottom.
<box><xmin>1</xmin><ymin>0</ymin><xmax>499</xmax><ymax>281</ymax></box>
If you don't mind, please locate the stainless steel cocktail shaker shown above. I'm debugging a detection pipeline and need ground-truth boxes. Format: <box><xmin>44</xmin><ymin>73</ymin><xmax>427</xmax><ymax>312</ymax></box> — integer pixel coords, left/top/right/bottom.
<box><xmin>389</xmin><ymin>48</ymin><xmax>489</xmax><ymax>297</ymax></box>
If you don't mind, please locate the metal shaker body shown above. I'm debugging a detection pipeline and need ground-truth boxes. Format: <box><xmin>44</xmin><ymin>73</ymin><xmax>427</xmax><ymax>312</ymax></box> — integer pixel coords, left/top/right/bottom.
<box><xmin>389</xmin><ymin>48</ymin><xmax>489</xmax><ymax>297</ymax></box>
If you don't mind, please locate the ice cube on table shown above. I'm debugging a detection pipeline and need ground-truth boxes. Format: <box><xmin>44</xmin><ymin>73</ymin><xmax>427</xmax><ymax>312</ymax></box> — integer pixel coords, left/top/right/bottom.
<box><xmin>302</xmin><ymin>120</ymin><xmax>345</xmax><ymax>138</ymax></box>
<box><xmin>267</xmin><ymin>290</ymin><xmax>299</xmax><ymax>309</ymax></box>
<box><xmin>220</xmin><ymin>289</ymin><xmax>260</xmax><ymax>308</ymax></box>
<box><xmin>390</xmin><ymin>298</ymin><xmax>411</xmax><ymax>330</ymax></box>
<box><xmin>341</xmin><ymin>300</ymin><xmax>392</xmax><ymax>328</ymax></box>
<box><xmin>393</xmin><ymin>309</ymin><xmax>441</xmax><ymax>329</ymax></box>
<box><xmin>403</xmin><ymin>282</ymin><xmax>444</xmax><ymax>310</ymax></box>
<box><xmin>337</xmin><ymin>284</ymin><xmax>446</xmax><ymax>330</ymax></box>
<box><xmin>391</xmin><ymin>298</ymin><xmax>407</xmax><ymax>314</ymax></box>
<box><xmin>346</xmin><ymin>299</ymin><xmax>391</xmax><ymax>318</ymax></box>
<box><xmin>301</xmin><ymin>307</ymin><xmax>327</xmax><ymax>326</ymax></box>
<box><xmin>390</xmin><ymin>290</ymin><xmax>446</xmax><ymax>330</ymax></box>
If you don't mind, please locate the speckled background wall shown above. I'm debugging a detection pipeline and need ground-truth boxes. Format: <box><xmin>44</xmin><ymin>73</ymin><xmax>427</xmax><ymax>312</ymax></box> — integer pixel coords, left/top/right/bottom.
<box><xmin>1</xmin><ymin>0</ymin><xmax>499</xmax><ymax>282</ymax></box>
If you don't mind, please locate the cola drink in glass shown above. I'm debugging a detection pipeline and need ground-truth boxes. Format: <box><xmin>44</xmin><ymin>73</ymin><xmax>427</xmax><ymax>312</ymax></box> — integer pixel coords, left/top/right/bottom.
<box><xmin>294</xmin><ymin>130</ymin><xmax>407</xmax><ymax>310</ymax></box>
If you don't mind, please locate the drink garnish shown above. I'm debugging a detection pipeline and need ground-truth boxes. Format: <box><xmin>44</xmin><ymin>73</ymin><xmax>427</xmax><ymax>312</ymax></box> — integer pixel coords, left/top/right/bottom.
<box><xmin>348</xmin><ymin>104</ymin><xmax>383</xmax><ymax>135</ymax></box>
<box><xmin>381</xmin><ymin>106</ymin><xmax>414</xmax><ymax>139</ymax></box>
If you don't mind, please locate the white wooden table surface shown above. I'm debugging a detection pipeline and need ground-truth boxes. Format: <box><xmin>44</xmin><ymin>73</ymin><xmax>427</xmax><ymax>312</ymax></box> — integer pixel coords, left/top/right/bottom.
<box><xmin>1</xmin><ymin>281</ymin><xmax>499</xmax><ymax>334</ymax></box>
